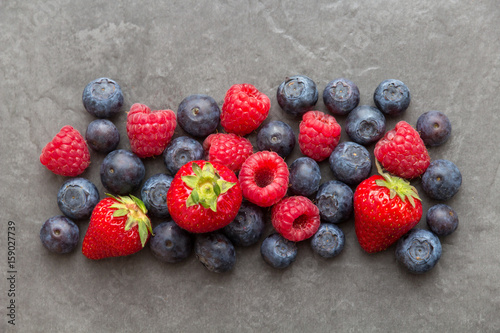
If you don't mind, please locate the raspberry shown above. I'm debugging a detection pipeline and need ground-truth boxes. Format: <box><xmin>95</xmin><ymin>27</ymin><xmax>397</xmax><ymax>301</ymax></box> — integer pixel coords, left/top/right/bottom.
<box><xmin>203</xmin><ymin>133</ymin><xmax>253</xmax><ymax>173</ymax></box>
<box><xmin>40</xmin><ymin>125</ymin><xmax>90</xmax><ymax>177</ymax></box>
<box><xmin>126</xmin><ymin>103</ymin><xmax>176</xmax><ymax>158</ymax></box>
<box><xmin>220</xmin><ymin>83</ymin><xmax>270</xmax><ymax>136</ymax></box>
<box><xmin>298</xmin><ymin>110</ymin><xmax>341</xmax><ymax>162</ymax></box>
<box><xmin>271</xmin><ymin>196</ymin><xmax>321</xmax><ymax>242</ymax></box>
<box><xmin>374</xmin><ymin>121</ymin><xmax>430</xmax><ymax>179</ymax></box>
<box><xmin>238</xmin><ymin>151</ymin><xmax>289</xmax><ymax>207</ymax></box>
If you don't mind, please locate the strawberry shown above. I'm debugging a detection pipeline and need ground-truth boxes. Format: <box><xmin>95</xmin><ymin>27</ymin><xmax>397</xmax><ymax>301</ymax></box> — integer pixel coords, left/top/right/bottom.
<box><xmin>82</xmin><ymin>194</ymin><xmax>153</xmax><ymax>260</ymax></box>
<box><xmin>203</xmin><ymin>133</ymin><xmax>254</xmax><ymax>173</ymax></box>
<box><xmin>167</xmin><ymin>160</ymin><xmax>243</xmax><ymax>233</ymax></box>
<box><xmin>353</xmin><ymin>161</ymin><xmax>423</xmax><ymax>253</ymax></box>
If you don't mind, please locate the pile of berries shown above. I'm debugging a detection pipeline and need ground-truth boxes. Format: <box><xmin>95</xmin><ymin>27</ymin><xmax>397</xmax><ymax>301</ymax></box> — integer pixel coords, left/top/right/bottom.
<box><xmin>39</xmin><ymin>75</ymin><xmax>462</xmax><ymax>274</ymax></box>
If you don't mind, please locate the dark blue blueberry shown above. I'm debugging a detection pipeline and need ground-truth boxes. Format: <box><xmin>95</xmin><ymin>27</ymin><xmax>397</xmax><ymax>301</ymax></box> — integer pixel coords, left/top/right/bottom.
<box><xmin>277</xmin><ymin>75</ymin><xmax>318</xmax><ymax>117</ymax></box>
<box><xmin>315</xmin><ymin>180</ymin><xmax>353</xmax><ymax>224</ymax></box>
<box><xmin>373</xmin><ymin>79</ymin><xmax>411</xmax><ymax>116</ymax></box>
<box><xmin>57</xmin><ymin>178</ymin><xmax>100</xmax><ymax>220</ymax></box>
<box><xmin>345</xmin><ymin>105</ymin><xmax>386</xmax><ymax>145</ymax></box>
<box><xmin>329</xmin><ymin>142</ymin><xmax>371</xmax><ymax>186</ymax></box>
<box><xmin>289</xmin><ymin>157</ymin><xmax>321</xmax><ymax>197</ymax></box>
<box><xmin>426</xmin><ymin>204</ymin><xmax>459</xmax><ymax>236</ymax></box>
<box><xmin>194</xmin><ymin>232</ymin><xmax>236</xmax><ymax>273</ymax></box>
<box><xmin>323</xmin><ymin>78</ymin><xmax>360</xmax><ymax>116</ymax></box>
<box><xmin>310</xmin><ymin>223</ymin><xmax>345</xmax><ymax>258</ymax></box>
<box><xmin>177</xmin><ymin>94</ymin><xmax>220</xmax><ymax>137</ymax></box>
<box><xmin>82</xmin><ymin>77</ymin><xmax>124</xmax><ymax>118</ymax></box>
<box><xmin>416</xmin><ymin>111</ymin><xmax>452</xmax><ymax>147</ymax></box>
<box><xmin>149</xmin><ymin>221</ymin><xmax>193</xmax><ymax>263</ymax></box>
<box><xmin>100</xmin><ymin>149</ymin><xmax>145</xmax><ymax>195</ymax></box>
<box><xmin>256</xmin><ymin>120</ymin><xmax>296</xmax><ymax>158</ymax></box>
<box><xmin>40</xmin><ymin>216</ymin><xmax>79</xmax><ymax>254</ymax></box>
<box><xmin>163</xmin><ymin>136</ymin><xmax>204</xmax><ymax>175</ymax></box>
<box><xmin>140</xmin><ymin>173</ymin><xmax>173</xmax><ymax>218</ymax></box>
<box><xmin>422</xmin><ymin>159</ymin><xmax>462</xmax><ymax>201</ymax></box>
<box><xmin>223</xmin><ymin>202</ymin><xmax>265</xmax><ymax>247</ymax></box>
<box><xmin>85</xmin><ymin>119</ymin><xmax>120</xmax><ymax>153</ymax></box>
<box><xmin>395</xmin><ymin>229</ymin><xmax>442</xmax><ymax>274</ymax></box>
<box><xmin>260</xmin><ymin>233</ymin><xmax>297</xmax><ymax>269</ymax></box>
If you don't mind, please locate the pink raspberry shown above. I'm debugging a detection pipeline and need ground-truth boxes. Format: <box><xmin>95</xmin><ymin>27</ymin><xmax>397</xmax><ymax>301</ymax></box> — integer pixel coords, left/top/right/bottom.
<box><xmin>298</xmin><ymin>111</ymin><xmax>341</xmax><ymax>162</ymax></box>
<box><xmin>203</xmin><ymin>133</ymin><xmax>253</xmax><ymax>173</ymax></box>
<box><xmin>271</xmin><ymin>196</ymin><xmax>321</xmax><ymax>242</ymax></box>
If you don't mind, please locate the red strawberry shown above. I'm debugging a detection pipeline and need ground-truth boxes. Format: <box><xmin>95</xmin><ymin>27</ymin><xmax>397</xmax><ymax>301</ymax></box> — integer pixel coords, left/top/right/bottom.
<box><xmin>220</xmin><ymin>83</ymin><xmax>271</xmax><ymax>136</ymax></box>
<box><xmin>203</xmin><ymin>133</ymin><xmax>253</xmax><ymax>172</ymax></box>
<box><xmin>374</xmin><ymin>120</ymin><xmax>430</xmax><ymax>179</ymax></box>
<box><xmin>298</xmin><ymin>110</ymin><xmax>341</xmax><ymax>162</ymax></box>
<box><xmin>354</xmin><ymin>161</ymin><xmax>423</xmax><ymax>253</ymax></box>
<box><xmin>271</xmin><ymin>196</ymin><xmax>320</xmax><ymax>242</ymax></box>
<box><xmin>167</xmin><ymin>160</ymin><xmax>243</xmax><ymax>233</ymax></box>
<box><xmin>126</xmin><ymin>103</ymin><xmax>176</xmax><ymax>158</ymax></box>
<box><xmin>82</xmin><ymin>194</ymin><xmax>153</xmax><ymax>260</ymax></box>
<box><xmin>40</xmin><ymin>125</ymin><xmax>90</xmax><ymax>177</ymax></box>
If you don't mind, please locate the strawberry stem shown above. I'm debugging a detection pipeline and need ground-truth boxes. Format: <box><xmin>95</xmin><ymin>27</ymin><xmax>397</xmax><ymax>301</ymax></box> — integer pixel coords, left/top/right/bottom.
<box><xmin>374</xmin><ymin>160</ymin><xmax>421</xmax><ymax>208</ymax></box>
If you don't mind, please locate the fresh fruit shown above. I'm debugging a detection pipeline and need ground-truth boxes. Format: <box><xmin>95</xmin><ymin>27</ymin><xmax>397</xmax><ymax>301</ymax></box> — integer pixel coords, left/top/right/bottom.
<box><xmin>256</xmin><ymin>120</ymin><xmax>296</xmax><ymax>158</ymax></box>
<box><xmin>126</xmin><ymin>103</ymin><xmax>177</xmax><ymax>158</ymax></box>
<box><xmin>194</xmin><ymin>232</ymin><xmax>236</xmax><ymax>273</ymax></box>
<box><xmin>40</xmin><ymin>125</ymin><xmax>91</xmax><ymax>177</ymax></box>
<box><xmin>310</xmin><ymin>223</ymin><xmax>345</xmax><ymax>258</ymax></box>
<box><xmin>276</xmin><ymin>75</ymin><xmax>318</xmax><ymax>117</ymax></box>
<box><xmin>395</xmin><ymin>229</ymin><xmax>442</xmax><ymax>274</ymax></box>
<box><xmin>298</xmin><ymin>110</ymin><xmax>341</xmax><ymax>162</ymax></box>
<box><xmin>85</xmin><ymin>119</ymin><xmax>120</xmax><ymax>153</ymax></box>
<box><xmin>315</xmin><ymin>180</ymin><xmax>353</xmax><ymax>224</ymax></box>
<box><xmin>57</xmin><ymin>177</ymin><xmax>100</xmax><ymax>220</ymax></box>
<box><xmin>163</xmin><ymin>136</ymin><xmax>204</xmax><ymax>175</ymax></box>
<box><xmin>323</xmin><ymin>78</ymin><xmax>360</xmax><ymax>116</ymax></box>
<box><xmin>416</xmin><ymin>110</ymin><xmax>452</xmax><ymax>147</ymax></box>
<box><xmin>260</xmin><ymin>233</ymin><xmax>298</xmax><ymax>269</ymax></box>
<box><xmin>271</xmin><ymin>196</ymin><xmax>320</xmax><ymax>242</ymax></box>
<box><xmin>329</xmin><ymin>141</ymin><xmax>372</xmax><ymax>186</ymax></box>
<box><xmin>345</xmin><ymin>105</ymin><xmax>386</xmax><ymax>145</ymax></box>
<box><xmin>149</xmin><ymin>220</ymin><xmax>193</xmax><ymax>263</ymax></box>
<box><xmin>82</xmin><ymin>77</ymin><xmax>124</xmax><ymax>118</ymax></box>
<box><xmin>223</xmin><ymin>201</ymin><xmax>265</xmax><ymax>247</ymax></box>
<box><xmin>166</xmin><ymin>160</ymin><xmax>242</xmax><ymax>233</ymax></box>
<box><xmin>40</xmin><ymin>216</ymin><xmax>79</xmax><ymax>254</ymax></box>
<box><xmin>177</xmin><ymin>94</ymin><xmax>220</xmax><ymax>137</ymax></box>
<box><xmin>421</xmin><ymin>159</ymin><xmax>462</xmax><ymax>200</ymax></box>
<box><xmin>140</xmin><ymin>173</ymin><xmax>173</xmax><ymax>218</ymax></box>
<box><xmin>220</xmin><ymin>83</ymin><xmax>270</xmax><ymax>136</ymax></box>
<box><xmin>238</xmin><ymin>151</ymin><xmax>289</xmax><ymax>207</ymax></box>
<box><xmin>374</xmin><ymin>121</ymin><xmax>430</xmax><ymax>179</ymax></box>
<box><xmin>288</xmin><ymin>157</ymin><xmax>321</xmax><ymax>197</ymax></box>
<box><xmin>373</xmin><ymin>79</ymin><xmax>411</xmax><ymax>116</ymax></box>
<box><xmin>100</xmin><ymin>149</ymin><xmax>145</xmax><ymax>195</ymax></box>
<box><xmin>353</xmin><ymin>162</ymin><xmax>423</xmax><ymax>253</ymax></box>
<box><xmin>426</xmin><ymin>204</ymin><xmax>459</xmax><ymax>236</ymax></box>
<box><xmin>203</xmin><ymin>133</ymin><xmax>253</xmax><ymax>173</ymax></box>
<box><xmin>82</xmin><ymin>194</ymin><xmax>153</xmax><ymax>260</ymax></box>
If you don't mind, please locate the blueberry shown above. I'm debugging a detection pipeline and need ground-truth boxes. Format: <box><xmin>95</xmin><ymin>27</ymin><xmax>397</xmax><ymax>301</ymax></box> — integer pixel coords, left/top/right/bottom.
<box><xmin>416</xmin><ymin>111</ymin><xmax>452</xmax><ymax>147</ymax></box>
<box><xmin>373</xmin><ymin>79</ymin><xmax>411</xmax><ymax>116</ymax></box>
<box><xmin>194</xmin><ymin>232</ymin><xmax>236</xmax><ymax>273</ymax></box>
<box><xmin>260</xmin><ymin>233</ymin><xmax>297</xmax><ymax>269</ymax></box>
<box><xmin>323</xmin><ymin>78</ymin><xmax>360</xmax><ymax>116</ymax></box>
<box><xmin>310</xmin><ymin>223</ymin><xmax>345</xmax><ymax>258</ymax></box>
<box><xmin>82</xmin><ymin>77</ymin><xmax>124</xmax><ymax>118</ymax></box>
<box><xmin>421</xmin><ymin>159</ymin><xmax>462</xmax><ymax>201</ymax></box>
<box><xmin>345</xmin><ymin>105</ymin><xmax>386</xmax><ymax>145</ymax></box>
<box><xmin>277</xmin><ymin>75</ymin><xmax>318</xmax><ymax>117</ymax></box>
<box><xmin>57</xmin><ymin>178</ymin><xmax>100</xmax><ymax>220</ymax></box>
<box><xmin>100</xmin><ymin>149</ymin><xmax>145</xmax><ymax>195</ymax></box>
<box><xmin>149</xmin><ymin>221</ymin><xmax>193</xmax><ymax>263</ymax></box>
<box><xmin>329</xmin><ymin>142</ymin><xmax>371</xmax><ymax>186</ymax></box>
<box><xmin>426</xmin><ymin>204</ymin><xmax>459</xmax><ymax>236</ymax></box>
<box><xmin>140</xmin><ymin>173</ymin><xmax>173</xmax><ymax>218</ymax></box>
<box><xmin>163</xmin><ymin>136</ymin><xmax>204</xmax><ymax>175</ymax></box>
<box><xmin>256</xmin><ymin>120</ymin><xmax>296</xmax><ymax>158</ymax></box>
<box><xmin>395</xmin><ymin>229</ymin><xmax>442</xmax><ymax>274</ymax></box>
<box><xmin>223</xmin><ymin>202</ymin><xmax>265</xmax><ymax>247</ymax></box>
<box><xmin>315</xmin><ymin>180</ymin><xmax>353</xmax><ymax>224</ymax></box>
<box><xmin>288</xmin><ymin>157</ymin><xmax>321</xmax><ymax>197</ymax></box>
<box><xmin>40</xmin><ymin>216</ymin><xmax>79</xmax><ymax>254</ymax></box>
<box><xmin>85</xmin><ymin>119</ymin><xmax>120</xmax><ymax>153</ymax></box>
<box><xmin>177</xmin><ymin>94</ymin><xmax>220</xmax><ymax>137</ymax></box>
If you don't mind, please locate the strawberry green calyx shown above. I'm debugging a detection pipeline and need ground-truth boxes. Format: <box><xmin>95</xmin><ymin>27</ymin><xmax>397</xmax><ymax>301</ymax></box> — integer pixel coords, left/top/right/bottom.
<box><xmin>375</xmin><ymin>160</ymin><xmax>421</xmax><ymax>208</ymax></box>
<box><xmin>182</xmin><ymin>162</ymin><xmax>236</xmax><ymax>212</ymax></box>
<box><xmin>107</xmin><ymin>194</ymin><xmax>153</xmax><ymax>247</ymax></box>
